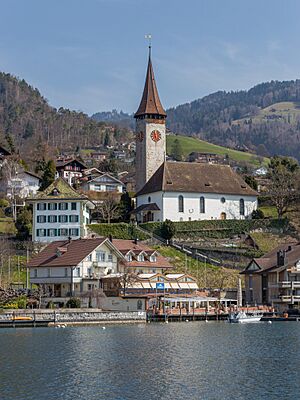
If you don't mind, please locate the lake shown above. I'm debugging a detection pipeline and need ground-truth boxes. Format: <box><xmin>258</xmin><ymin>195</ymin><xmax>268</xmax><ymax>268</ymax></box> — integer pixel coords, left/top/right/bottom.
<box><xmin>1</xmin><ymin>321</ymin><xmax>300</xmax><ymax>400</ymax></box>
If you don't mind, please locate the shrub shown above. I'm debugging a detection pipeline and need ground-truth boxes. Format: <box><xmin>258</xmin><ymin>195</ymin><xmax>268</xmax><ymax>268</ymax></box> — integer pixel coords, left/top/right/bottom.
<box><xmin>66</xmin><ymin>298</ymin><xmax>81</xmax><ymax>308</ymax></box>
<box><xmin>161</xmin><ymin>219</ymin><xmax>176</xmax><ymax>240</ymax></box>
<box><xmin>88</xmin><ymin>223</ymin><xmax>148</xmax><ymax>240</ymax></box>
<box><xmin>252</xmin><ymin>209</ymin><xmax>265</xmax><ymax>219</ymax></box>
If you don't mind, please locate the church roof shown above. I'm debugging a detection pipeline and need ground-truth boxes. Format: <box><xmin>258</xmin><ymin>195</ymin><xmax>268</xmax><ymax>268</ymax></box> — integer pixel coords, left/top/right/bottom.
<box><xmin>134</xmin><ymin>50</ymin><xmax>166</xmax><ymax>118</ymax></box>
<box><xmin>136</xmin><ymin>162</ymin><xmax>258</xmax><ymax>197</ymax></box>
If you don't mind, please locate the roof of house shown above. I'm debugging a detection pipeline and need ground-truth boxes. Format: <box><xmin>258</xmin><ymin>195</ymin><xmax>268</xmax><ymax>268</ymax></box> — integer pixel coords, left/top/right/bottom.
<box><xmin>241</xmin><ymin>241</ymin><xmax>300</xmax><ymax>274</ymax></box>
<box><xmin>131</xmin><ymin>203</ymin><xmax>160</xmax><ymax>214</ymax></box>
<box><xmin>56</xmin><ymin>158</ymin><xmax>87</xmax><ymax>169</ymax></box>
<box><xmin>134</xmin><ymin>52</ymin><xmax>166</xmax><ymax>118</ymax></box>
<box><xmin>136</xmin><ymin>161</ymin><xmax>258</xmax><ymax>197</ymax></box>
<box><xmin>111</xmin><ymin>239</ymin><xmax>172</xmax><ymax>269</ymax></box>
<box><xmin>28</xmin><ymin>177</ymin><xmax>90</xmax><ymax>201</ymax></box>
<box><xmin>27</xmin><ymin>238</ymin><xmax>125</xmax><ymax>268</ymax></box>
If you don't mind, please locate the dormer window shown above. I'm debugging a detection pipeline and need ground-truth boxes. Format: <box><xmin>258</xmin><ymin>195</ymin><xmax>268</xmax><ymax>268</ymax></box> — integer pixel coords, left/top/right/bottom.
<box><xmin>126</xmin><ymin>254</ymin><xmax>132</xmax><ymax>262</ymax></box>
<box><xmin>52</xmin><ymin>188</ymin><xmax>59</xmax><ymax>196</ymax></box>
<box><xmin>150</xmin><ymin>255</ymin><xmax>157</xmax><ymax>262</ymax></box>
<box><xmin>137</xmin><ymin>254</ymin><xmax>144</xmax><ymax>262</ymax></box>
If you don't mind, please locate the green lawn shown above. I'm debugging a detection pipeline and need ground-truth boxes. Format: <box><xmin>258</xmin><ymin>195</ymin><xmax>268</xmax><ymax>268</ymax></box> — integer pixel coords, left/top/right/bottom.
<box><xmin>259</xmin><ymin>206</ymin><xmax>278</xmax><ymax>219</ymax></box>
<box><xmin>0</xmin><ymin>217</ymin><xmax>16</xmax><ymax>234</ymax></box>
<box><xmin>233</xmin><ymin>101</ymin><xmax>300</xmax><ymax>126</ymax></box>
<box><xmin>166</xmin><ymin>135</ymin><xmax>269</xmax><ymax>167</ymax></box>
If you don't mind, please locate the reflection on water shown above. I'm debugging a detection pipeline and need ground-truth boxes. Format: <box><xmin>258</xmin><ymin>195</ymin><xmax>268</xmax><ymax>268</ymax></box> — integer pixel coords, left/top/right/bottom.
<box><xmin>1</xmin><ymin>322</ymin><xmax>300</xmax><ymax>400</ymax></box>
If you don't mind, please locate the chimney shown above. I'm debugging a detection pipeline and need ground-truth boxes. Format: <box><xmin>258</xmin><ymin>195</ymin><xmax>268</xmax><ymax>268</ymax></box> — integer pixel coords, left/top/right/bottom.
<box><xmin>109</xmin><ymin>234</ymin><xmax>113</xmax><ymax>242</ymax></box>
<box><xmin>277</xmin><ymin>250</ymin><xmax>287</xmax><ymax>267</ymax></box>
<box><xmin>134</xmin><ymin>238</ymin><xmax>139</xmax><ymax>245</ymax></box>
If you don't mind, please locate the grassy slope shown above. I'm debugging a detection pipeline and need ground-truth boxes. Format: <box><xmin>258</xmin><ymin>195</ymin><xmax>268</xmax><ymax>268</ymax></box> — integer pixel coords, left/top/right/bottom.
<box><xmin>166</xmin><ymin>135</ymin><xmax>269</xmax><ymax>167</ymax></box>
<box><xmin>233</xmin><ymin>101</ymin><xmax>300</xmax><ymax>125</ymax></box>
<box><xmin>155</xmin><ymin>245</ymin><xmax>239</xmax><ymax>289</ymax></box>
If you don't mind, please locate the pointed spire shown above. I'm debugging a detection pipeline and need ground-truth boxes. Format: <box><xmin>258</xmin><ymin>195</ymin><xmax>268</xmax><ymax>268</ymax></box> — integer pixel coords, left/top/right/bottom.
<box><xmin>134</xmin><ymin>48</ymin><xmax>166</xmax><ymax>119</ymax></box>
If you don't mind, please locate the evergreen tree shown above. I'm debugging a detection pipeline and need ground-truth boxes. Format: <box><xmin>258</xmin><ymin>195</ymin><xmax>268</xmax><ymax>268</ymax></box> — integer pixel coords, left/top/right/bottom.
<box><xmin>119</xmin><ymin>192</ymin><xmax>133</xmax><ymax>222</ymax></box>
<box><xmin>161</xmin><ymin>219</ymin><xmax>176</xmax><ymax>241</ymax></box>
<box><xmin>15</xmin><ymin>207</ymin><xmax>32</xmax><ymax>240</ymax></box>
<box><xmin>171</xmin><ymin>138</ymin><xmax>184</xmax><ymax>161</ymax></box>
<box><xmin>39</xmin><ymin>160</ymin><xmax>56</xmax><ymax>190</ymax></box>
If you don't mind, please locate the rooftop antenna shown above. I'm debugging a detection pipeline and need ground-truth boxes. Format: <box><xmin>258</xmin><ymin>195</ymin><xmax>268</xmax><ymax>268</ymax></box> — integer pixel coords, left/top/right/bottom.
<box><xmin>145</xmin><ymin>34</ymin><xmax>152</xmax><ymax>56</ymax></box>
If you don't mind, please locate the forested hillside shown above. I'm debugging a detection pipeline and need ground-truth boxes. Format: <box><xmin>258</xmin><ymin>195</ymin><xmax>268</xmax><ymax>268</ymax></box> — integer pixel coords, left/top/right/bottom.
<box><xmin>0</xmin><ymin>72</ymin><xmax>131</xmax><ymax>162</ymax></box>
<box><xmin>167</xmin><ymin>80</ymin><xmax>300</xmax><ymax>159</ymax></box>
<box><xmin>93</xmin><ymin>80</ymin><xmax>300</xmax><ymax>160</ymax></box>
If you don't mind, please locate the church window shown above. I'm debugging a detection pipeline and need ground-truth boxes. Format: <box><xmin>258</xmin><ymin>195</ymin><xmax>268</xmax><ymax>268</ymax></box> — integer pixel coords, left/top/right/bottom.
<box><xmin>200</xmin><ymin>196</ymin><xmax>205</xmax><ymax>213</ymax></box>
<box><xmin>239</xmin><ymin>199</ymin><xmax>245</xmax><ymax>216</ymax></box>
<box><xmin>220</xmin><ymin>197</ymin><xmax>226</xmax><ymax>204</ymax></box>
<box><xmin>178</xmin><ymin>195</ymin><xmax>184</xmax><ymax>213</ymax></box>
<box><xmin>148</xmin><ymin>196</ymin><xmax>151</xmax><ymax>203</ymax></box>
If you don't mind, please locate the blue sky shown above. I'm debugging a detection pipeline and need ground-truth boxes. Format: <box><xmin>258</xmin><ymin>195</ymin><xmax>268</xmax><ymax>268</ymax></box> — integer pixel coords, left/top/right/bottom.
<box><xmin>1</xmin><ymin>0</ymin><xmax>300</xmax><ymax>115</ymax></box>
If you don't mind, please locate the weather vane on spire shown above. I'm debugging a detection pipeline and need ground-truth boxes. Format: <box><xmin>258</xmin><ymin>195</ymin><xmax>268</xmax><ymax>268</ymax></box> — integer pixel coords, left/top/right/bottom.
<box><xmin>145</xmin><ymin>34</ymin><xmax>152</xmax><ymax>53</ymax></box>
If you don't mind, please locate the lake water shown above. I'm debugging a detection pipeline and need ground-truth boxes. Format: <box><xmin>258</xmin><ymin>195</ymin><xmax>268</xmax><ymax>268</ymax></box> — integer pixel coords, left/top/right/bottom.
<box><xmin>1</xmin><ymin>321</ymin><xmax>300</xmax><ymax>400</ymax></box>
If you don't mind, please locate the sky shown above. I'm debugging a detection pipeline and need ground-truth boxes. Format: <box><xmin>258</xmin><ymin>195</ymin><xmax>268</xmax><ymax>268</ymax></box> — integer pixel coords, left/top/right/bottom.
<box><xmin>1</xmin><ymin>0</ymin><xmax>300</xmax><ymax>115</ymax></box>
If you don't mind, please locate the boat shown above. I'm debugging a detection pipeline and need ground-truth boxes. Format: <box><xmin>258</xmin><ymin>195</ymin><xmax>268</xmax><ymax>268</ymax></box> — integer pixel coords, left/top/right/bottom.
<box><xmin>10</xmin><ymin>316</ymin><xmax>33</xmax><ymax>321</ymax></box>
<box><xmin>228</xmin><ymin>311</ymin><xmax>262</xmax><ymax>323</ymax></box>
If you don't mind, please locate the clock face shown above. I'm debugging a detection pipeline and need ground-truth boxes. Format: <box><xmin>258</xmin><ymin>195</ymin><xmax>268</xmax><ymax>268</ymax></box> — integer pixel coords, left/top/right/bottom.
<box><xmin>136</xmin><ymin>131</ymin><xmax>144</xmax><ymax>142</ymax></box>
<box><xmin>150</xmin><ymin>129</ymin><xmax>161</xmax><ymax>142</ymax></box>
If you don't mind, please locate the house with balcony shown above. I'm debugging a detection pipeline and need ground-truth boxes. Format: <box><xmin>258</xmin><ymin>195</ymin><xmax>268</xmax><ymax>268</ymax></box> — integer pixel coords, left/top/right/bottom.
<box><xmin>27</xmin><ymin>177</ymin><xmax>94</xmax><ymax>242</ymax></box>
<box><xmin>27</xmin><ymin>237</ymin><xmax>179</xmax><ymax>308</ymax></box>
<box><xmin>81</xmin><ymin>172</ymin><xmax>125</xmax><ymax>194</ymax></box>
<box><xmin>55</xmin><ymin>158</ymin><xmax>87</xmax><ymax>186</ymax></box>
<box><xmin>28</xmin><ymin>237</ymin><xmax>126</xmax><ymax>307</ymax></box>
<box><xmin>241</xmin><ymin>242</ymin><xmax>300</xmax><ymax>311</ymax></box>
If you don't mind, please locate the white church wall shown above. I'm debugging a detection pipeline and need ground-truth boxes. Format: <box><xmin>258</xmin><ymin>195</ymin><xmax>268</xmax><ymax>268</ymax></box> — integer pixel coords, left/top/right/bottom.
<box><xmin>136</xmin><ymin>191</ymin><xmax>164</xmax><ymax>221</ymax></box>
<box><xmin>162</xmin><ymin>192</ymin><xmax>257</xmax><ymax>221</ymax></box>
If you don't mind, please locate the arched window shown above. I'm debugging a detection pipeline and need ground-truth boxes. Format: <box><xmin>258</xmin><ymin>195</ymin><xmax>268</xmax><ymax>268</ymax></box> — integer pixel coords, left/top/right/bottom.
<box><xmin>200</xmin><ymin>196</ymin><xmax>205</xmax><ymax>213</ymax></box>
<box><xmin>239</xmin><ymin>198</ymin><xmax>245</xmax><ymax>216</ymax></box>
<box><xmin>178</xmin><ymin>195</ymin><xmax>184</xmax><ymax>213</ymax></box>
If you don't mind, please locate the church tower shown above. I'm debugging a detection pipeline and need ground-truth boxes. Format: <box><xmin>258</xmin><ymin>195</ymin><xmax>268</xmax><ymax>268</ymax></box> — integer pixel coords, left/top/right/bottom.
<box><xmin>134</xmin><ymin>47</ymin><xmax>166</xmax><ymax>192</ymax></box>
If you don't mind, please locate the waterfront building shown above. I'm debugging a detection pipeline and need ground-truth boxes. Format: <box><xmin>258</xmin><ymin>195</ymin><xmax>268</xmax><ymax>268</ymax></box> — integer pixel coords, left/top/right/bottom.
<box><xmin>28</xmin><ymin>177</ymin><xmax>94</xmax><ymax>242</ymax></box>
<box><xmin>111</xmin><ymin>239</ymin><xmax>173</xmax><ymax>274</ymax></box>
<box><xmin>28</xmin><ymin>237</ymin><xmax>125</xmax><ymax>306</ymax></box>
<box><xmin>241</xmin><ymin>242</ymin><xmax>300</xmax><ymax>311</ymax></box>
<box><xmin>133</xmin><ymin>48</ymin><xmax>257</xmax><ymax>222</ymax></box>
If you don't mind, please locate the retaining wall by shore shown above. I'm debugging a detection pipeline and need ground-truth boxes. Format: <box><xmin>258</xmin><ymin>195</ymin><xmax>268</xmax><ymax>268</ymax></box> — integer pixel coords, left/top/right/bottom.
<box><xmin>0</xmin><ymin>309</ymin><xmax>146</xmax><ymax>326</ymax></box>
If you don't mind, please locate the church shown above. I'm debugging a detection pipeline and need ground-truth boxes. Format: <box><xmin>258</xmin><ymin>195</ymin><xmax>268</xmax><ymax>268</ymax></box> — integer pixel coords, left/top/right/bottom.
<box><xmin>133</xmin><ymin>48</ymin><xmax>258</xmax><ymax>223</ymax></box>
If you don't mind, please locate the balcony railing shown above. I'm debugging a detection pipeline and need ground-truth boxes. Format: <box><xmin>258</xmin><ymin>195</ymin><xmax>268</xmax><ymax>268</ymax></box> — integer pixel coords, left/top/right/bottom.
<box><xmin>268</xmin><ymin>281</ymin><xmax>300</xmax><ymax>289</ymax></box>
<box><xmin>272</xmin><ymin>295</ymin><xmax>300</xmax><ymax>303</ymax></box>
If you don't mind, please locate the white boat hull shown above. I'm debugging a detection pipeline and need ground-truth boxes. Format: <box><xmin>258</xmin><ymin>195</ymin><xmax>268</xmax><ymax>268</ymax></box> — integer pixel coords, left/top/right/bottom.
<box><xmin>228</xmin><ymin>311</ymin><xmax>262</xmax><ymax>323</ymax></box>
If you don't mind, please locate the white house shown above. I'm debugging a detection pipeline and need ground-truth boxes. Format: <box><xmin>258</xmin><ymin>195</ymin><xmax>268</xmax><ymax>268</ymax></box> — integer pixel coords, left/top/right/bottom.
<box><xmin>28</xmin><ymin>237</ymin><xmax>125</xmax><ymax>306</ymax></box>
<box><xmin>81</xmin><ymin>172</ymin><xmax>125</xmax><ymax>194</ymax></box>
<box><xmin>132</xmin><ymin>46</ymin><xmax>258</xmax><ymax>222</ymax></box>
<box><xmin>27</xmin><ymin>177</ymin><xmax>95</xmax><ymax>243</ymax></box>
<box><xmin>6</xmin><ymin>170</ymin><xmax>41</xmax><ymax>199</ymax></box>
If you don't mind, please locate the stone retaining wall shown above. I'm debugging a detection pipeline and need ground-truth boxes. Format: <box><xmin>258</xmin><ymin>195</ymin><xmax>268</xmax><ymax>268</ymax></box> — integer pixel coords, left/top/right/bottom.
<box><xmin>0</xmin><ymin>309</ymin><xmax>146</xmax><ymax>324</ymax></box>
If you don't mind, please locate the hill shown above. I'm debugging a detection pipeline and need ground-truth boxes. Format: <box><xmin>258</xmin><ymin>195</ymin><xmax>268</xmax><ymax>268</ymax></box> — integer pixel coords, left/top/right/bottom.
<box><xmin>166</xmin><ymin>80</ymin><xmax>300</xmax><ymax>160</ymax></box>
<box><xmin>93</xmin><ymin>80</ymin><xmax>300</xmax><ymax>160</ymax></box>
<box><xmin>166</xmin><ymin>135</ymin><xmax>268</xmax><ymax>167</ymax></box>
<box><xmin>0</xmin><ymin>72</ymin><xmax>131</xmax><ymax>163</ymax></box>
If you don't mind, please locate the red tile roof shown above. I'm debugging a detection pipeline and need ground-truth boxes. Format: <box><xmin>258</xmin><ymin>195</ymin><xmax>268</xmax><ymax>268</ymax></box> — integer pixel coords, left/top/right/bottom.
<box><xmin>27</xmin><ymin>238</ymin><xmax>107</xmax><ymax>268</ymax></box>
<box><xmin>112</xmin><ymin>239</ymin><xmax>172</xmax><ymax>269</ymax></box>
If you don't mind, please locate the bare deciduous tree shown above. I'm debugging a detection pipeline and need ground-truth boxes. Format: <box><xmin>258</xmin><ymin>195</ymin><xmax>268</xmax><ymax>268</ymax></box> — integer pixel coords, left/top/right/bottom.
<box><xmin>96</xmin><ymin>193</ymin><xmax>121</xmax><ymax>224</ymax></box>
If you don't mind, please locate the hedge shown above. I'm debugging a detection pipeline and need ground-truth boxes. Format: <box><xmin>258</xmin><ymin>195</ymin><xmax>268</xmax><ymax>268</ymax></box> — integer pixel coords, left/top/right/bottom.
<box><xmin>140</xmin><ymin>218</ymin><xmax>290</xmax><ymax>240</ymax></box>
<box><xmin>88</xmin><ymin>223</ymin><xmax>148</xmax><ymax>240</ymax></box>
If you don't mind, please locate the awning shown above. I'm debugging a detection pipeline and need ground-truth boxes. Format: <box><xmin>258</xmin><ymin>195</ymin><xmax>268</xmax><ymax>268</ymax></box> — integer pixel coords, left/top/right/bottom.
<box><xmin>170</xmin><ymin>282</ymin><xmax>180</xmax><ymax>289</ymax></box>
<box><xmin>188</xmin><ymin>283</ymin><xmax>199</xmax><ymax>289</ymax></box>
<box><xmin>178</xmin><ymin>283</ymin><xmax>191</xmax><ymax>289</ymax></box>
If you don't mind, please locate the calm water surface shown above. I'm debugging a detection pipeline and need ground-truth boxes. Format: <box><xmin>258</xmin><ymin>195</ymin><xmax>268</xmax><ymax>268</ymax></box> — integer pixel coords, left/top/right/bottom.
<box><xmin>1</xmin><ymin>321</ymin><xmax>300</xmax><ymax>400</ymax></box>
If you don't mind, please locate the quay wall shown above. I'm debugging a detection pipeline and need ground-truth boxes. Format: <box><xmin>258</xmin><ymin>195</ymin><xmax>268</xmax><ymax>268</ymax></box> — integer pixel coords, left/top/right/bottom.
<box><xmin>0</xmin><ymin>309</ymin><xmax>146</xmax><ymax>325</ymax></box>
